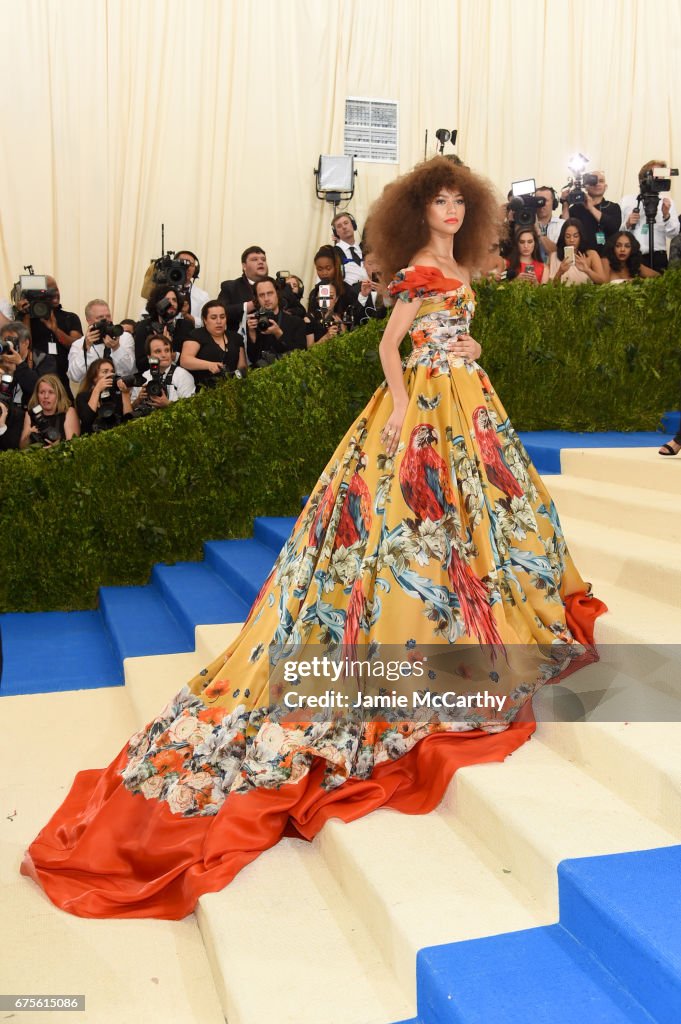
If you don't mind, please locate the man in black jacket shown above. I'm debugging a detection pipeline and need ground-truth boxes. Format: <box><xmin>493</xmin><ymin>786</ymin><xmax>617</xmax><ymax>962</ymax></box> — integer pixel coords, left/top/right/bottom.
<box><xmin>559</xmin><ymin>170</ymin><xmax>621</xmax><ymax>256</ymax></box>
<box><xmin>246</xmin><ymin>277</ymin><xmax>306</xmax><ymax>366</ymax></box>
<box><xmin>218</xmin><ymin>246</ymin><xmax>268</xmax><ymax>329</ymax></box>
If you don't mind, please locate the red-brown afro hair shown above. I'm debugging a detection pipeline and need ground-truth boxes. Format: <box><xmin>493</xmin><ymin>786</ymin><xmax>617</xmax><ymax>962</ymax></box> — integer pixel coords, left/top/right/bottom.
<box><xmin>364</xmin><ymin>156</ymin><xmax>501</xmax><ymax>283</ymax></box>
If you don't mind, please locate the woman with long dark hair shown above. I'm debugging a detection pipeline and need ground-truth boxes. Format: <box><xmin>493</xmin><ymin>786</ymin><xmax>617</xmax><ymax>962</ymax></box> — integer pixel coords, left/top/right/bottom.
<box><xmin>601</xmin><ymin>230</ymin><xmax>659</xmax><ymax>283</ymax></box>
<box><xmin>505</xmin><ymin>225</ymin><xmax>547</xmax><ymax>283</ymax></box>
<box><xmin>548</xmin><ymin>218</ymin><xmax>605</xmax><ymax>285</ymax></box>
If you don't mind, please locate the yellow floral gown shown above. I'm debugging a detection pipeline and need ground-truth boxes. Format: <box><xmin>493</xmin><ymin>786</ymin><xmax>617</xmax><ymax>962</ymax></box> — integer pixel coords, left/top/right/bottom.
<box><xmin>23</xmin><ymin>266</ymin><xmax>604</xmax><ymax>918</ymax></box>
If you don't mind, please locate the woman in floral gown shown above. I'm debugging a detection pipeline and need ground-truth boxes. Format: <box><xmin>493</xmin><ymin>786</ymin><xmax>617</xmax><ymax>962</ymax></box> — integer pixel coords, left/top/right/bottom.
<box><xmin>23</xmin><ymin>158</ymin><xmax>604</xmax><ymax>918</ymax></box>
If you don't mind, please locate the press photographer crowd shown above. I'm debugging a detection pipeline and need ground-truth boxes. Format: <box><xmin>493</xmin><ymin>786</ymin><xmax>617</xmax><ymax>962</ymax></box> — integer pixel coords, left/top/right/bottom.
<box><xmin>1</xmin><ymin>156</ymin><xmax>679</xmax><ymax>452</ymax></box>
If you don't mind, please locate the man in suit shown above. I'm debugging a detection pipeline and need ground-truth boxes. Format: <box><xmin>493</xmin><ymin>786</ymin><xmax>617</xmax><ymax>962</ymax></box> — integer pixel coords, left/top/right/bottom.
<box><xmin>218</xmin><ymin>246</ymin><xmax>268</xmax><ymax>330</ymax></box>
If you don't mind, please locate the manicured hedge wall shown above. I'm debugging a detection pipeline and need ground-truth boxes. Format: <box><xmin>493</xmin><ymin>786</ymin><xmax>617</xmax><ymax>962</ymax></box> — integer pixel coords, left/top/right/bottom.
<box><xmin>2</xmin><ymin>273</ymin><xmax>679</xmax><ymax>613</ymax></box>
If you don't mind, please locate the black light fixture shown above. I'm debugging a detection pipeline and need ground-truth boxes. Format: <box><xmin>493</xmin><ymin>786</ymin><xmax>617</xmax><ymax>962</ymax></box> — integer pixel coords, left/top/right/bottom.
<box><xmin>435</xmin><ymin>128</ymin><xmax>457</xmax><ymax>155</ymax></box>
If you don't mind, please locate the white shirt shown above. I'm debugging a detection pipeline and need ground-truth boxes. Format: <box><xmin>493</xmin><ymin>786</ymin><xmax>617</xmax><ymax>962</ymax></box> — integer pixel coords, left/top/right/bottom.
<box><xmin>335</xmin><ymin>239</ymin><xmax>365</xmax><ymax>286</ymax></box>
<box><xmin>537</xmin><ymin>216</ymin><xmax>564</xmax><ymax>244</ymax></box>
<box><xmin>130</xmin><ymin>363</ymin><xmax>195</xmax><ymax>404</ymax></box>
<box><xmin>189</xmin><ymin>284</ymin><xmax>210</xmax><ymax>326</ymax></box>
<box><xmin>619</xmin><ymin>194</ymin><xmax>679</xmax><ymax>254</ymax></box>
<box><xmin>68</xmin><ymin>330</ymin><xmax>136</xmax><ymax>384</ymax></box>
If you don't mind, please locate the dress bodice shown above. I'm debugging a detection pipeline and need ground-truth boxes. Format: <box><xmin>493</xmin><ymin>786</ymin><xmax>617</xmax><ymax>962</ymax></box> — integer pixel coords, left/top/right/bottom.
<box><xmin>388</xmin><ymin>265</ymin><xmax>477</xmax><ymax>371</ymax></box>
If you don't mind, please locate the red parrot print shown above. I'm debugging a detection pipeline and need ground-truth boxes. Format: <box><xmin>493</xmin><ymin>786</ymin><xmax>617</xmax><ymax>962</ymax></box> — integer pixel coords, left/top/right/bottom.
<box><xmin>399</xmin><ymin>423</ymin><xmax>502</xmax><ymax>648</ymax></box>
<box><xmin>334</xmin><ymin>453</ymin><xmax>372</xmax><ymax>549</ymax></box>
<box><xmin>343</xmin><ymin>577</ymin><xmax>366</xmax><ymax>663</ymax></box>
<box><xmin>308</xmin><ymin>482</ymin><xmax>335</xmax><ymax>549</ymax></box>
<box><xmin>448</xmin><ymin>549</ymin><xmax>502</xmax><ymax>648</ymax></box>
<box><xmin>399</xmin><ymin>424</ymin><xmax>456</xmax><ymax>521</ymax></box>
<box><xmin>472</xmin><ymin>406</ymin><xmax>523</xmax><ymax>498</ymax></box>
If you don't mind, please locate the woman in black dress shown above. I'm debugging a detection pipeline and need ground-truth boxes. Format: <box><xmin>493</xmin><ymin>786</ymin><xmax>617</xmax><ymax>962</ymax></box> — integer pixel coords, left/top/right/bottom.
<box><xmin>180</xmin><ymin>301</ymin><xmax>246</xmax><ymax>389</ymax></box>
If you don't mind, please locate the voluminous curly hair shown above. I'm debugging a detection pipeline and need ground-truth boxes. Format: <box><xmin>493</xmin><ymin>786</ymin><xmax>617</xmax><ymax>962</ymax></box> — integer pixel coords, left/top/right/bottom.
<box><xmin>364</xmin><ymin>156</ymin><xmax>501</xmax><ymax>282</ymax></box>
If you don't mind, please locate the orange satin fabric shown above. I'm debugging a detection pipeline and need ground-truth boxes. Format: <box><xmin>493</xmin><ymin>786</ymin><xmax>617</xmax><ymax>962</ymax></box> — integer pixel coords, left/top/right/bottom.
<box><xmin>21</xmin><ymin>592</ymin><xmax>603</xmax><ymax>921</ymax></box>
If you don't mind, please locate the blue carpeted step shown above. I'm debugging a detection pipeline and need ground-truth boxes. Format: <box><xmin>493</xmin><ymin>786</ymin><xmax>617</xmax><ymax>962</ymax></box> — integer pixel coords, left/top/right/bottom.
<box><xmin>519</xmin><ymin>430</ymin><xmax>669</xmax><ymax>474</ymax></box>
<box><xmin>414</xmin><ymin>923</ymin><xmax>654</xmax><ymax>1024</ymax></box>
<box><xmin>559</xmin><ymin>846</ymin><xmax>681</xmax><ymax>1024</ymax></box>
<box><xmin>204</xmin><ymin>538</ymin><xmax>277</xmax><ymax>607</ymax></box>
<box><xmin>0</xmin><ymin>609</ymin><xmax>122</xmax><ymax>696</ymax></box>
<box><xmin>99</xmin><ymin>584</ymin><xmax>194</xmax><ymax>663</ymax></box>
<box><xmin>151</xmin><ymin>561</ymin><xmax>250</xmax><ymax>636</ymax></box>
<box><xmin>253</xmin><ymin>515</ymin><xmax>298</xmax><ymax>553</ymax></box>
<box><xmin>661</xmin><ymin>410</ymin><xmax>680</xmax><ymax>435</ymax></box>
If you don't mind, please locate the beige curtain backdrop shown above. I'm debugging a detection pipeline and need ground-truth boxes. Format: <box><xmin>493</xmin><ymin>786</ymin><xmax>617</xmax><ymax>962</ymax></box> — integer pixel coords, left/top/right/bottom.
<box><xmin>0</xmin><ymin>0</ymin><xmax>679</xmax><ymax>321</ymax></box>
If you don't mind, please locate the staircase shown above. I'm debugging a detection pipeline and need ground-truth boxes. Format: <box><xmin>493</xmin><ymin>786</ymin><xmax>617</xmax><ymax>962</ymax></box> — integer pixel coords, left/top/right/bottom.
<box><xmin>3</xmin><ymin>444</ymin><xmax>681</xmax><ymax>1024</ymax></box>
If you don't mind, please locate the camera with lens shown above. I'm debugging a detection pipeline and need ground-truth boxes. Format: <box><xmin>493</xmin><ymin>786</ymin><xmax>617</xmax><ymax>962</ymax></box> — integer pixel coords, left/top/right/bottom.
<box><xmin>566</xmin><ymin>174</ymin><xmax>599</xmax><ymax>205</ymax></box>
<box><xmin>10</xmin><ymin>272</ymin><xmax>57</xmax><ymax>319</ymax></box>
<box><xmin>340</xmin><ymin>308</ymin><xmax>354</xmax><ymax>330</ymax></box>
<box><xmin>256</xmin><ymin>307</ymin><xmax>276</xmax><ymax>332</ymax></box>
<box><xmin>507</xmin><ymin>179</ymin><xmax>545</xmax><ymax>227</ymax></box>
<box><xmin>152</xmin><ymin>254</ymin><xmax>187</xmax><ymax>290</ymax></box>
<box><xmin>0</xmin><ymin>337</ymin><xmax>17</xmax><ymax>356</ymax></box>
<box><xmin>146</xmin><ymin>356</ymin><xmax>167</xmax><ymax>399</ymax></box>
<box><xmin>640</xmin><ymin>167</ymin><xmax>679</xmax><ymax>195</ymax></box>
<box><xmin>93</xmin><ymin>318</ymin><xmax>125</xmax><ymax>343</ymax></box>
<box><xmin>0</xmin><ymin>373</ymin><xmax>14</xmax><ymax>405</ymax></box>
<box><xmin>29</xmin><ymin>403</ymin><xmax>61</xmax><ymax>445</ymax></box>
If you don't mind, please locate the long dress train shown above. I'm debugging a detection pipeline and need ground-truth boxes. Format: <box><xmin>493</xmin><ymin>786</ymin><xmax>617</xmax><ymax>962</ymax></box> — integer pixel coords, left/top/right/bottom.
<box><xmin>22</xmin><ymin>267</ymin><xmax>605</xmax><ymax>918</ymax></box>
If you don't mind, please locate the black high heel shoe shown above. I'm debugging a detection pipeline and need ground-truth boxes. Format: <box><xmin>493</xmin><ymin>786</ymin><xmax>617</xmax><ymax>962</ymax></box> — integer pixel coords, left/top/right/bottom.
<box><xmin>659</xmin><ymin>440</ymin><xmax>681</xmax><ymax>456</ymax></box>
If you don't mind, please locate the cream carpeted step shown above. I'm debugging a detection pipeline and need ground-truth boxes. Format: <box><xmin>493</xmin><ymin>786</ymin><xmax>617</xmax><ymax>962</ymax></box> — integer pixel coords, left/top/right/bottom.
<box><xmin>1</xmin><ymin>689</ymin><xmax>224</xmax><ymax>1024</ymax></box>
<box><xmin>123</xmin><ymin>622</ymin><xmax>242</xmax><ymax>725</ymax></box>
<box><xmin>536</xmin><ymin>720</ymin><xmax>681</xmax><ymax>836</ymax></box>
<box><xmin>559</xmin><ymin>445</ymin><xmax>681</xmax><ymax>493</ymax></box>
<box><xmin>315</xmin><ymin>806</ymin><xmax>548</xmax><ymax>1004</ymax></box>
<box><xmin>444</xmin><ymin>737</ymin><xmax>679</xmax><ymax>917</ymax></box>
<box><xmin>558</xmin><ymin>514</ymin><xmax>681</xmax><ymax>608</ymax></box>
<box><xmin>546</xmin><ymin>472</ymin><xmax>678</xmax><ymax>542</ymax></box>
<box><xmin>196</xmin><ymin>838</ymin><xmax>413</xmax><ymax>1024</ymax></box>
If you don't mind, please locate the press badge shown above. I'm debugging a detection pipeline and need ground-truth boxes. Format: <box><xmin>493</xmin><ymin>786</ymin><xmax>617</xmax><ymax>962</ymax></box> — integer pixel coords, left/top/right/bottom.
<box><xmin>596</xmin><ymin>231</ymin><xmax>606</xmax><ymax>246</ymax></box>
<box><xmin>641</xmin><ymin>224</ymin><xmax>649</xmax><ymax>235</ymax></box>
<box><xmin>48</xmin><ymin>340</ymin><xmax>58</xmax><ymax>355</ymax></box>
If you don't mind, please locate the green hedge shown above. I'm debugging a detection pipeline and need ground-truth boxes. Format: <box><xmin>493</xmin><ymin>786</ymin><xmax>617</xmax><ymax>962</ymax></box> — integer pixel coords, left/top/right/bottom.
<box><xmin>2</xmin><ymin>273</ymin><xmax>679</xmax><ymax>613</ymax></box>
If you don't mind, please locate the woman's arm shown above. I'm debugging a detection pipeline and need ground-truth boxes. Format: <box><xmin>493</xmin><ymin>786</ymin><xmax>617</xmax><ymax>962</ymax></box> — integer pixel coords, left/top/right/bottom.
<box><xmin>639</xmin><ymin>263</ymin><xmax>659</xmax><ymax>278</ymax></box>
<box><xmin>585</xmin><ymin>250</ymin><xmax>606</xmax><ymax>283</ymax></box>
<box><xmin>19</xmin><ymin>412</ymin><xmax>33</xmax><ymax>449</ymax></box>
<box><xmin>64</xmin><ymin>407</ymin><xmax>80</xmax><ymax>440</ymax></box>
<box><xmin>600</xmin><ymin>256</ymin><xmax>612</xmax><ymax>282</ymax></box>
<box><xmin>179</xmin><ymin>339</ymin><xmax>222</xmax><ymax>374</ymax></box>
<box><xmin>377</xmin><ymin>298</ymin><xmax>422</xmax><ymax>455</ymax></box>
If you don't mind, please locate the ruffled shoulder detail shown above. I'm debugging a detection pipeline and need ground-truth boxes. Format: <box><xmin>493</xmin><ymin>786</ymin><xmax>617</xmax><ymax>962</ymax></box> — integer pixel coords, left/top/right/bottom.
<box><xmin>387</xmin><ymin>265</ymin><xmax>465</xmax><ymax>302</ymax></box>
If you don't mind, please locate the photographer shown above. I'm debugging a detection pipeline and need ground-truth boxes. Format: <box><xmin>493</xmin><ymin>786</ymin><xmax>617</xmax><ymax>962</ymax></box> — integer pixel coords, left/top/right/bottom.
<box><xmin>134</xmin><ymin>285</ymin><xmax>194</xmax><ymax>373</ymax></box>
<box><xmin>175</xmin><ymin>251</ymin><xmax>209</xmax><ymax>326</ymax></box>
<box><xmin>181</xmin><ymin>301</ymin><xmax>246</xmax><ymax>389</ymax></box>
<box><xmin>18</xmin><ymin>276</ymin><xmax>82</xmax><ymax>390</ymax></box>
<box><xmin>559</xmin><ymin>171</ymin><xmax>621</xmax><ymax>257</ymax></box>
<box><xmin>218</xmin><ymin>246</ymin><xmax>268</xmax><ymax>330</ymax></box>
<box><xmin>307</xmin><ymin>281</ymin><xmax>349</xmax><ymax>345</ymax></box>
<box><xmin>0</xmin><ymin>396</ymin><xmax>24</xmax><ymax>451</ymax></box>
<box><xmin>75</xmin><ymin>358</ymin><xmax>133</xmax><ymax>435</ymax></box>
<box><xmin>620</xmin><ymin>160</ymin><xmax>679</xmax><ymax>273</ymax></box>
<box><xmin>131</xmin><ymin>334</ymin><xmax>195</xmax><ymax>413</ymax></box>
<box><xmin>246</xmin><ymin>278</ymin><xmax>307</xmax><ymax>365</ymax></box>
<box><xmin>20</xmin><ymin>374</ymin><xmax>80</xmax><ymax>448</ymax></box>
<box><xmin>353</xmin><ymin>251</ymin><xmax>389</xmax><ymax>323</ymax></box>
<box><xmin>534</xmin><ymin>186</ymin><xmax>564</xmax><ymax>256</ymax></box>
<box><xmin>68</xmin><ymin>300</ymin><xmax>136</xmax><ymax>386</ymax></box>
<box><xmin>0</xmin><ymin>322</ymin><xmax>44</xmax><ymax>408</ymax></box>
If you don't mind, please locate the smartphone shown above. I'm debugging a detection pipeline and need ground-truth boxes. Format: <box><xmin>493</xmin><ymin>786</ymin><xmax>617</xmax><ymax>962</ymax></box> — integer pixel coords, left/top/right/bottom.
<box><xmin>370</xmin><ymin>271</ymin><xmax>380</xmax><ymax>284</ymax></box>
<box><xmin>525</xmin><ymin>263</ymin><xmax>535</xmax><ymax>277</ymax></box>
<box><xmin>564</xmin><ymin>245</ymin><xmax>575</xmax><ymax>265</ymax></box>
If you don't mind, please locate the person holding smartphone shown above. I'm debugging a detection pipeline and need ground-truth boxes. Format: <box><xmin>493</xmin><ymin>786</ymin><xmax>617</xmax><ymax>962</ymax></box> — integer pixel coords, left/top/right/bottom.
<box><xmin>547</xmin><ymin>219</ymin><xmax>605</xmax><ymax>285</ymax></box>
<box><xmin>353</xmin><ymin>250</ymin><xmax>390</xmax><ymax>323</ymax></box>
<box><xmin>505</xmin><ymin>226</ymin><xmax>546</xmax><ymax>283</ymax></box>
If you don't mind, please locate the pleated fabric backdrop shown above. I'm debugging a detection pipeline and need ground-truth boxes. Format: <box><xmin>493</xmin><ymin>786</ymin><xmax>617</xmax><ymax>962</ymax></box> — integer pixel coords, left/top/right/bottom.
<box><xmin>0</xmin><ymin>0</ymin><xmax>679</xmax><ymax>320</ymax></box>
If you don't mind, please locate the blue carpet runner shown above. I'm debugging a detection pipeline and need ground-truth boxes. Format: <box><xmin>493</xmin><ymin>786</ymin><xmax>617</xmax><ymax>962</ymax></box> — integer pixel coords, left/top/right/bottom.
<box><xmin>392</xmin><ymin>844</ymin><xmax>681</xmax><ymax>1024</ymax></box>
<box><xmin>0</xmin><ymin>431</ymin><xmax>670</xmax><ymax>697</ymax></box>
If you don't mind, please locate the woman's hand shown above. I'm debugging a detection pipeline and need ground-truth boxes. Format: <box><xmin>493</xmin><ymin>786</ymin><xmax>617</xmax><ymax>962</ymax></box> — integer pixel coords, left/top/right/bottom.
<box><xmin>574</xmin><ymin>252</ymin><xmax>589</xmax><ymax>272</ymax></box>
<box><xmin>516</xmin><ymin>270</ymin><xmax>538</xmax><ymax>285</ymax></box>
<box><xmin>380</xmin><ymin>404</ymin><xmax>407</xmax><ymax>458</ymax></box>
<box><xmin>452</xmin><ymin>332</ymin><xmax>481</xmax><ymax>362</ymax></box>
<box><xmin>558</xmin><ymin>257</ymin><xmax>572</xmax><ymax>276</ymax></box>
